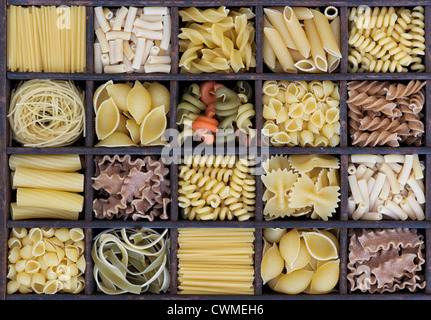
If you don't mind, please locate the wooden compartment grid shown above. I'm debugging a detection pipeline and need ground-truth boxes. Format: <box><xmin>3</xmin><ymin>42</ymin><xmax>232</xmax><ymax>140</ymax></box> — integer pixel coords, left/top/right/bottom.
<box><xmin>2</xmin><ymin>0</ymin><xmax>431</xmax><ymax>300</ymax></box>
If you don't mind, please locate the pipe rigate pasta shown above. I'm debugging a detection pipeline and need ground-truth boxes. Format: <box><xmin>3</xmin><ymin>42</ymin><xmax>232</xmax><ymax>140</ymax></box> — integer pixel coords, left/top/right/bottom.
<box><xmin>7</xmin><ymin>228</ymin><xmax>85</xmax><ymax>294</ymax></box>
<box><xmin>262</xmin><ymin>80</ymin><xmax>340</xmax><ymax>147</ymax></box>
<box><xmin>262</xmin><ymin>228</ymin><xmax>340</xmax><ymax>294</ymax></box>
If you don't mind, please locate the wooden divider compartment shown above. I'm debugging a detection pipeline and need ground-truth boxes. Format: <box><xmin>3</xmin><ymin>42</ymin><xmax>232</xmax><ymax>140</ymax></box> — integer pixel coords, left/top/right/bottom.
<box><xmin>2</xmin><ymin>0</ymin><xmax>431</xmax><ymax>300</ymax></box>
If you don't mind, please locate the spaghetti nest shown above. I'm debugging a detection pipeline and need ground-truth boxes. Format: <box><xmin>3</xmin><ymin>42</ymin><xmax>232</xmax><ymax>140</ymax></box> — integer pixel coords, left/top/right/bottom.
<box><xmin>8</xmin><ymin>79</ymin><xmax>85</xmax><ymax>147</ymax></box>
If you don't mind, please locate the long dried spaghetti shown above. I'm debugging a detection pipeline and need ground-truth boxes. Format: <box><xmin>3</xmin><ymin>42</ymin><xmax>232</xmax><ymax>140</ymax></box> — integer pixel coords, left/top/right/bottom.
<box><xmin>8</xmin><ymin>79</ymin><xmax>85</xmax><ymax>147</ymax></box>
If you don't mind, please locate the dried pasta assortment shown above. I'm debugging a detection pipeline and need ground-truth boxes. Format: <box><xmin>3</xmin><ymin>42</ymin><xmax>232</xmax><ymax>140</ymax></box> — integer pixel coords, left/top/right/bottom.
<box><xmin>262</xmin><ymin>80</ymin><xmax>340</xmax><ymax>147</ymax></box>
<box><xmin>178</xmin><ymin>154</ymin><xmax>255</xmax><ymax>221</ymax></box>
<box><xmin>8</xmin><ymin>79</ymin><xmax>85</xmax><ymax>147</ymax></box>
<box><xmin>348</xmin><ymin>228</ymin><xmax>426</xmax><ymax>293</ymax></box>
<box><xmin>94</xmin><ymin>6</ymin><xmax>171</xmax><ymax>73</ymax></box>
<box><xmin>262</xmin><ymin>155</ymin><xmax>340</xmax><ymax>221</ymax></box>
<box><xmin>92</xmin><ymin>155</ymin><xmax>170</xmax><ymax>221</ymax></box>
<box><xmin>263</xmin><ymin>6</ymin><xmax>341</xmax><ymax>73</ymax></box>
<box><xmin>262</xmin><ymin>228</ymin><xmax>340</xmax><ymax>294</ymax></box>
<box><xmin>178</xmin><ymin>6</ymin><xmax>256</xmax><ymax>73</ymax></box>
<box><xmin>177</xmin><ymin>228</ymin><xmax>255</xmax><ymax>295</ymax></box>
<box><xmin>348</xmin><ymin>80</ymin><xmax>425</xmax><ymax>147</ymax></box>
<box><xmin>348</xmin><ymin>6</ymin><xmax>425</xmax><ymax>73</ymax></box>
<box><xmin>9</xmin><ymin>154</ymin><xmax>84</xmax><ymax>220</ymax></box>
<box><xmin>7</xmin><ymin>227</ymin><xmax>86</xmax><ymax>294</ymax></box>
<box><xmin>94</xmin><ymin>80</ymin><xmax>170</xmax><ymax>147</ymax></box>
<box><xmin>92</xmin><ymin>228</ymin><xmax>170</xmax><ymax>294</ymax></box>
<box><xmin>7</xmin><ymin>5</ymin><xmax>86</xmax><ymax>73</ymax></box>
<box><xmin>348</xmin><ymin>154</ymin><xmax>425</xmax><ymax>221</ymax></box>
<box><xmin>177</xmin><ymin>80</ymin><xmax>255</xmax><ymax>146</ymax></box>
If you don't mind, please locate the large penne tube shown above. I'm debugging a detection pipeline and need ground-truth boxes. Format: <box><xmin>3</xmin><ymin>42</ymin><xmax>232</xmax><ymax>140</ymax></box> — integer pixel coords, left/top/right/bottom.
<box><xmin>383</xmin><ymin>154</ymin><xmax>405</xmax><ymax>163</ymax></box>
<box><xmin>399</xmin><ymin>199</ymin><xmax>416</xmax><ymax>220</ymax></box>
<box><xmin>264</xmin><ymin>27</ymin><xmax>296</xmax><ymax>73</ymax></box>
<box><xmin>292</xmin><ymin>7</ymin><xmax>314</xmax><ymax>20</ymax></box>
<box><xmin>135</xmin><ymin>29</ymin><xmax>163</xmax><ymax>39</ymax></box>
<box><xmin>10</xmin><ymin>203</ymin><xmax>79</xmax><ymax>220</ymax></box>
<box><xmin>311</xmin><ymin>9</ymin><xmax>341</xmax><ymax>58</ymax></box>
<box><xmin>303</xmin><ymin>19</ymin><xmax>327</xmax><ymax>72</ymax></box>
<box><xmin>17</xmin><ymin>187</ymin><xmax>84</xmax><ymax>212</ymax></box>
<box><xmin>294</xmin><ymin>59</ymin><xmax>317</xmax><ymax>73</ymax></box>
<box><xmin>328</xmin><ymin>16</ymin><xmax>341</xmax><ymax>72</ymax></box>
<box><xmin>283</xmin><ymin>7</ymin><xmax>310</xmax><ymax>58</ymax></box>
<box><xmin>12</xmin><ymin>167</ymin><xmax>84</xmax><ymax>192</ymax></box>
<box><xmin>264</xmin><ymin>8</ymin><xmax>297</xmax><ymax>50</ymax></box>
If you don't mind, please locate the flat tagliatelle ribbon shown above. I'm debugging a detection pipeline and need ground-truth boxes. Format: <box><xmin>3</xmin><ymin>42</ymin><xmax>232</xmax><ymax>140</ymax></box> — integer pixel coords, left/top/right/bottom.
<box><xmin>92</xmin><ymin>228</ymin><xmax>170</xmax><ymax>295</ymax></box>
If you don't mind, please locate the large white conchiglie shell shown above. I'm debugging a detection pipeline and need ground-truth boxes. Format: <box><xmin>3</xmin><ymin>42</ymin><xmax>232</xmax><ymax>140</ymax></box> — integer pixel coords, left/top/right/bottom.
<box><xmin>261</xmin><ymin>243</ymin><xmax>284</xmax><ymax>284</ymax></box>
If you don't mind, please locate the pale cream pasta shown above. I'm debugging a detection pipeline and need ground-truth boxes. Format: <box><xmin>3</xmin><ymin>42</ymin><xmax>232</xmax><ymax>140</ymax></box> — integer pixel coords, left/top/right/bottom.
<box><xmin>94</xmin><ymin>6</ymin><xmax>171</xmax><ymax>73</ymax></box>
<box><xmin>348</xmin><ymin>154</ymin><xmax>425</xmax><ymax>220</ymax></box>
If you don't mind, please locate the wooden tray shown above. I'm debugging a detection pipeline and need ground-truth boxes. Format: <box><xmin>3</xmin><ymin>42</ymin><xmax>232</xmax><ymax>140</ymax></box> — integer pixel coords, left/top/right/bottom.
<box><xmin>1</xmin><ymin>0</ymin><xmax>431</xmax><ymax>300</ymax></box>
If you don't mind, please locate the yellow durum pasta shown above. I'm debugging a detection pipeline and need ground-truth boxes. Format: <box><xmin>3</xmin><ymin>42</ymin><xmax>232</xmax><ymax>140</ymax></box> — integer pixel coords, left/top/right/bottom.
<box><xmin>17</xmin><ymin>188</ymin><xmax>84</xmax><ymax>212</ymax></box>
<box><xmin>7</xmin><ymin>5</ymin><xmax>86</xmax><ymax>73</ymax></box>
<box><xmin>263</xmin><ymin>6</ymin><xmax>341</xmax><ymax>73</ymax></box>
<box><xmin>9</xmin><ymin>154</ymin><xmax>84</xmax><ymax>220</ymax></box>
<box><xmin>9</xmin><ymin>154</ymin><xmax>82</xmax><ymax>172</ymax></box>
<box><xmin>12</xmin><ymin>167</ymin><xmax>84</xmax><ymax>192</ymax></box>
<box><xmin>178</xmin><ymin>228</ymin><xmax>255</xmax><ymax>295</ymax></box>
